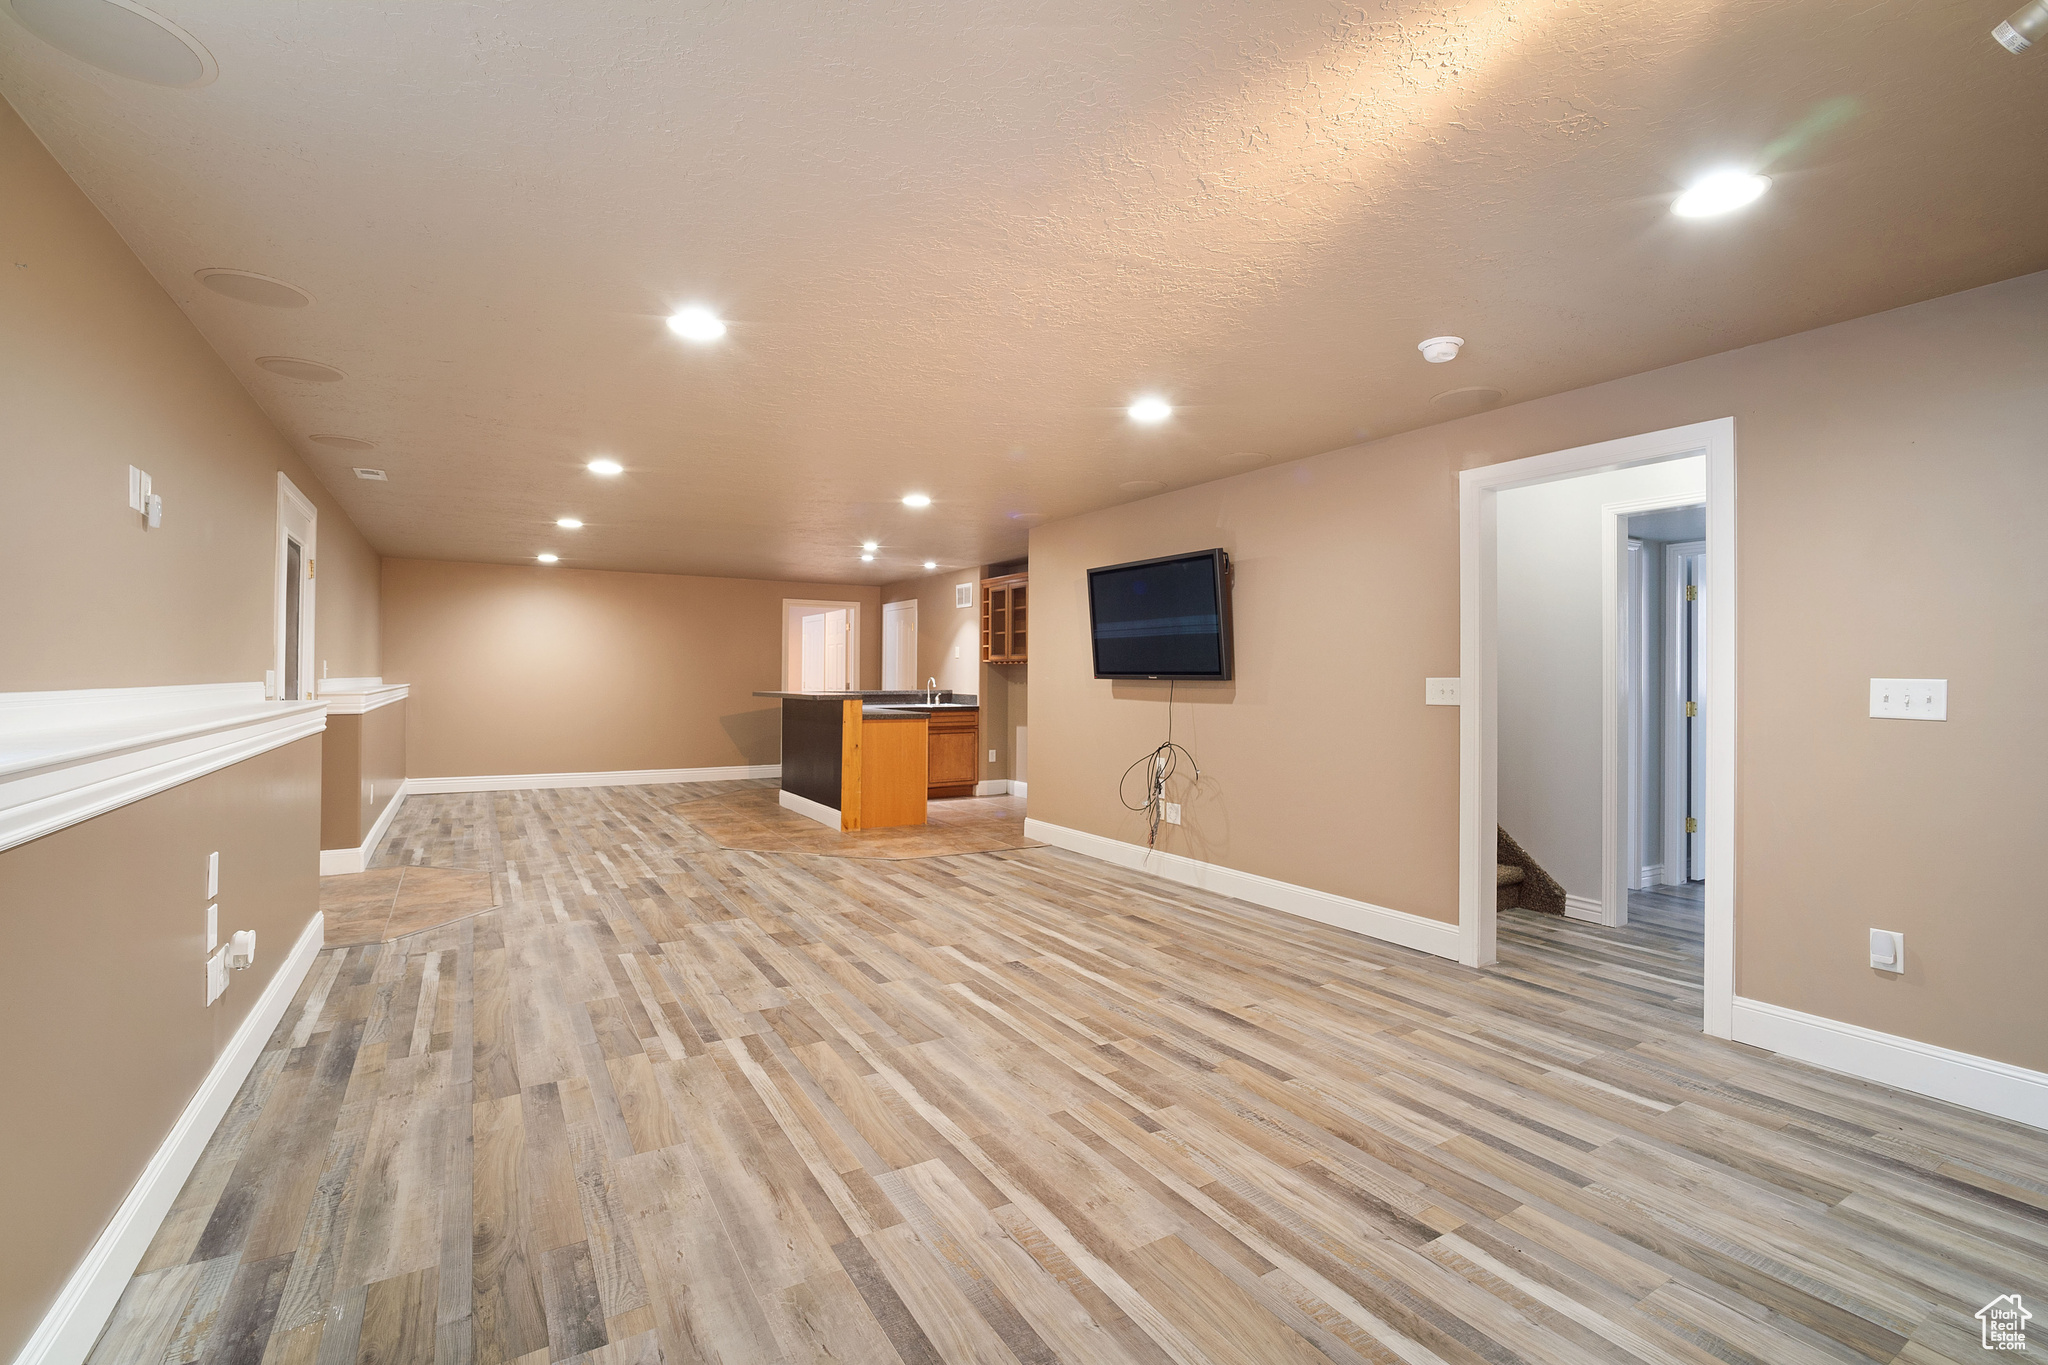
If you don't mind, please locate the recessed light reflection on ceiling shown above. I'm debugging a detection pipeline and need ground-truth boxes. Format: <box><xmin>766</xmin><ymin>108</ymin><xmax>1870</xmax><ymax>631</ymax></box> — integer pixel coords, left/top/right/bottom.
<box><xmin>667</xmin><ymin>306</ymin><xmax>727</xmax><ymax>342</ymax></box>
<box><xmin>557</xmin><ymin>517</ymin><xmax>583</xmax><ymax>529</ymax></box>
<box><xmin>902</xmin><ymin>493</ymin><xmax>931</xmax><ymax>508</ymax></box>
<box><xmin>1128</xmin><ymin>395</ymin><xmax>1172</xmax><ymax>424</ymax></box>
<box><xmin>860</xmin><ymin>554</ymin><xmax>875</xmax><ymax>562</ymax></box>
<box><xmin>587</xmin><ymin>458</ymin><xmax>623</xmax><ymax>476</ymax></box>
<box><xmin>1673</xmin><ymin>170</ymin><xmax>1770</xmax><ymax>218</ymax></box>
<box><xmin>862</xmin><ymin>540</ymin><xmax>878</xmax><ymax>552</ymax></box>
<box><xmin>537</xmin><ymin>553</ymin><xmax>559</xmax><ymax>564</ymax></box>
<box><xmin>923</xmin><ymin>561</ymin><xmax>937</xmax><ymax>570</ymax></box>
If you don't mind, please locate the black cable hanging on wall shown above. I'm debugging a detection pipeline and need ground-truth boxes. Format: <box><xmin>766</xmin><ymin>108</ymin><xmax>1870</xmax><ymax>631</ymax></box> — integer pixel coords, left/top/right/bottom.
<box><xmin>1119</xmin><ymin>680</ymin><xmax>1201</xmax><ymax>847</ymax></box>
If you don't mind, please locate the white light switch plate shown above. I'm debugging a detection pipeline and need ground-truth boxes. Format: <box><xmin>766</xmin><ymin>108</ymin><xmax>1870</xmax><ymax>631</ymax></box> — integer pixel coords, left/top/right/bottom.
<box><xmin>1868</xmin><ymin>928</ymin><xmax>1904</xmax><ymax>973</ymax></box>
<box><xmin>1162</xmin><ymin>802</ymin><xmax>1182</xmax><ymax>825</ymax></box>
<box><xmin>206</xmin><ymin>949</ymin><xmax>228</xmax><ymax>1005</ymax></box>
<box><xmin>1869</xmin><ymin>678</ymin><xmax>1946</xmax><ymax>720</ymax></box>
<box><xmin>1425</xmin><ymin>678</ymin><xmax>1462</xmax><ymax>706</ymax></box>
<box><xmin>207</xmin><ymin>902</ymin><xmax>217</xmax><ymax>953</ymax></box>
<box><xmin>208</xmin><ymin>851</ymin><xmax>219</xmax><ymax>899</ymax></box>
<box><xmin>128</xmin><ymin>465</ymin><xmax>151</xmax><ymax>513</ymax></box>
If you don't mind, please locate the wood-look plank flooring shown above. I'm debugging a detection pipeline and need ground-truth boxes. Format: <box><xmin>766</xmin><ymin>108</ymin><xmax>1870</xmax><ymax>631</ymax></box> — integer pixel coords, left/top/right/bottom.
<box><xmin>321</xmin><ymin>867</ymin><xmax>502</xmax><ymax>947</ymax></box>
<box><xmin>93</xmin><ymin>783</ymin><xmax>2048</xmax><ymax>1365</ymax></box>
<box><xmin>671</xmin><ymin>789</ymin><xmax>1040</xmax><ymax>859</ymax></box>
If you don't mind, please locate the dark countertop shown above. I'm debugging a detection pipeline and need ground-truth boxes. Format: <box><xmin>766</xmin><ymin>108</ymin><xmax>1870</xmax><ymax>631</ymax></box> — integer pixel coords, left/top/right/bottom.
<box><xmin>753</xmin><ymin>691</ymin><xmax>978</xmax><ymax>707</ymax></box>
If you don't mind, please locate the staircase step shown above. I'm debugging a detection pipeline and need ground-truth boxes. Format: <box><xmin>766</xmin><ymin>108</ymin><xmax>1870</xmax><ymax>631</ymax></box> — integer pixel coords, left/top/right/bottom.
<box><xmin>1496</xmin><ymin>863</ymin><xmax>1525</xmax><ymax>886</ymax></box>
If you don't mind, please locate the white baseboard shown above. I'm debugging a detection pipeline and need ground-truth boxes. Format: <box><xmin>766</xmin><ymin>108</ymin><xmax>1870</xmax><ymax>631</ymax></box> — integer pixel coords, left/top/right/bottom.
<box><xmin>778</xmin><ymin>788</ymin><xmax>841</xmax><ymax>830</ymax></box>
<box><xmin>16</xmin><ymin>911</ymin><xmax>325</xmax><ymax>1365</ymax></box>
<box><xmin>1023</xmin><ymin>818</ymin><xmax>1459</xmax><ymax>960</ymax></box>
<box><xmin>972</xmin><ymin>779</ymin><xmax>1011</xmax><ymax>797</ymax></box>
<box><xmin>1637</xmin><ymin>864</ymin><xmax>1663</xmax><ymax>889</ymax></box>
<box><xmin>1009</xmin><ymin>780</ymin><xmax>1027</xmax><ymax>799</ymax></box>
<box><xmin>1563</xmin><ymin>894</ymin><xmax>1605</xmax><ymax>923</ymax></box>
<box><xmin>1732</xmin><ymin>996</ymin><xmax>2048</xmax><ymax>1132</ymax></box>
<box><xmin>406</xmin><ymin>764</ymin><xmax>779</xmax><ymax>794</ymax></box>
<box><xmin>318</xmin><ymin>779</ymin><xmax>411</xmax><ymax>875</ymax></box>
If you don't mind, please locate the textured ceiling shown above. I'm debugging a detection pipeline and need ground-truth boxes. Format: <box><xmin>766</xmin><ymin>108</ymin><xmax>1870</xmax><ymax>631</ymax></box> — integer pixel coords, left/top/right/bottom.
<box><xmin>3</xmin><ymin>0</ymin><xmax>2044</xmax><ymax>582</ymax></box>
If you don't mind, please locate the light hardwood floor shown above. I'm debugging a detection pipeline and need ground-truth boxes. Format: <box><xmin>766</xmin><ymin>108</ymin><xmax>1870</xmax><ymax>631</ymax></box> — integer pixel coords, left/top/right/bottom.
<box><xmin>90</xmin><ymin>784</ymin><xmax>2047</xmax><ymax>1365</ymax></box>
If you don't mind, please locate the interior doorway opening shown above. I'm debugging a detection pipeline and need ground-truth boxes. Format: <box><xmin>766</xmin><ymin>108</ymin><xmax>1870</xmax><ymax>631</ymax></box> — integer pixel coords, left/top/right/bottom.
<box><xmin>782</xmin><ymin>599</ymin><xmax>863</xmax><ymax>692</ymax></box>
<box><xmin>882</xmin><ymin>599</ymin><xmax>918</xmax><ymax>691</ymax></box>
<box><xmin>1461</xmin><ymin>418</ymin><xmax>1735</xmax><ymax>1038</ymax></box>
<box><xmin>274</xmin><ymin>474</ymin><xmax>317</xmax><ymax>701</ymax></box>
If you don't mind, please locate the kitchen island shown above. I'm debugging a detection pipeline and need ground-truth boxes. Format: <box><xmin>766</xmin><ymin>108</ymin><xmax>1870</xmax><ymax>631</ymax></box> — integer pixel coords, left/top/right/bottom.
<box><xmin>753</xmin><ymin>691</ymin><xmax>979</xmax><ymax>831</ymax></box>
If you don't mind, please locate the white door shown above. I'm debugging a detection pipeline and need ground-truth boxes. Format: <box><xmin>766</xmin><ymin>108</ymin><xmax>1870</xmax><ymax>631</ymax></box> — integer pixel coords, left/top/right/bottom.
<box><xmin>275</xmin><ymin>474</ymin><xmax>317</xmax><ymax>700</ymax></box>
<box><xmin>882</xmin><ymin>600</ymin><xmax>917</xmax><ymax>690</ymax></box>
<box><xmin>1682</xmin><ymin>549</ymin><xmax>1707</xmax><ymax>880</ymax></box>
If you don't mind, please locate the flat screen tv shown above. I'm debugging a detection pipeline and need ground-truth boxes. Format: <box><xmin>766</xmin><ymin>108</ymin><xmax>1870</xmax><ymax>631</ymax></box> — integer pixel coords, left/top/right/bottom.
<box><xmin>1087</xmin><ymin>549</ymin><xmax>1233</xmax><ymax>680</ymax></box>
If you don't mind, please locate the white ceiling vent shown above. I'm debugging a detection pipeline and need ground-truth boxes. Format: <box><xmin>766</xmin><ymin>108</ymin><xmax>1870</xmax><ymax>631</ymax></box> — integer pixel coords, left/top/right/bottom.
<box><xmin>8</xmin><ymin>0</ymin><xmax>217</xmax><ymax>86</ymax></box>
<box><xmin>955</xmin><ymin>583</ymin><xmax>973</xmax><ymax>608</ymax></box>
<box><xmin>352</xmin><ymin>467</ymin><xmax>388</xmax><ymax>481</ymax></box>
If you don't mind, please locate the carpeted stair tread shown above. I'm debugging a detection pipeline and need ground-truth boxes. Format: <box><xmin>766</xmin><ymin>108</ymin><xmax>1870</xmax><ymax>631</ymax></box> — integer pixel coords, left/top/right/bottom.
<box><xmin>1496</xmin><ymin>863</ymin><xmax>1525</xmax><ymax>886</ymax></box>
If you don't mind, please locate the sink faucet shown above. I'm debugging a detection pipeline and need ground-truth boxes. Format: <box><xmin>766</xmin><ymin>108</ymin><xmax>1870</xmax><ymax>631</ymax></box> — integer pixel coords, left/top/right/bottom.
<box><xmin>926</xmin><ymin>676</ymin><xmax>939</xmax><ymax>704</ymax></box>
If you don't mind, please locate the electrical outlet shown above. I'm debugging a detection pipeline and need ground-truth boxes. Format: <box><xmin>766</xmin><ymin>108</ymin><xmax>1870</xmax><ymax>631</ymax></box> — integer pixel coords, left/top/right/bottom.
<box><xmin>207</xmin><ymin>851</ymin><xmax>219</xmax><ymax>899</ymax></box>
<box><xmin>1869</xmin><ymin>679</ymin><xmax>1946</xmax><ymax>720</ymax></box>
<box><xmin>1425</xmin><ymin>677</ymin><xmax>1462</xmax><ymax>706</ymax></box>
<box><xmin>989</xmin><ymin>749</ymin><xmax>997</xmax><ymax>763</ymax></box>
<box><xmin>1868</xmin><ymin>928</ymin><xmax>1904</xmax><ymax>973</ymax></box>
<box><xmin>1163</xmin><ymin>802</ymin><xmax>1182</xmax><ymax>825</ymax></box>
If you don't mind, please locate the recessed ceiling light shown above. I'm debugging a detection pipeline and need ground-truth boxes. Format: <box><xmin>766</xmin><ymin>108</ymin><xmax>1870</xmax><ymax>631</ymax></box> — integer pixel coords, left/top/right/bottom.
<box><xmin>537</xmin><ymin>553</ymin><xmax>559</xmax><ymax>564</ymax></box>
<box><xmin>923</xmin><ymin>560</ymin><xmax>937</xmax><ymax>570</ymax></box>
<box><xmin>196</xmin><ymin>269</ymin><xmax>310</xmax><ymax>308</ymax></box>
<box><xmin>861</xmin><ymin>540</ymin><xmax>878</xmax><ymax>552</ymax></box>
<box><xmin>309</xmin><ymin>434</ymin><xmax>375</xmax><ymax>450</ymax></box>
<box><xmin>587</xmin><ymin>458</ymin><xmax>623</xmax><ymax>476</ymax></box>
<box><xmin>1128</xmin><ymin>395</ymin><xmax>1172</xmax><ymax>424</ymax></box>
<box><xmin>667</xmin><ymin>306</ymin><xmax>727</xmax><ymax>342</ymax></box>
<box><xmin>1673</xmin><ymin>170</ymin><xmax>1770</xmax><ymax>218</ymax></box>
<box><xmin>557</xmin><ymin>517</ymin><xmax>583</xmax><ymax>529</ymax></box>
<box><xmin>902</xmin><ymin>493</ymin><xmax>932</xmax><ymax>508</ymax></box>
<box><xmin>860</xmin><ymin>554</ymin><xmax>875</xmax><ymax>562</ymax></box>
<box><xmin>256</xmin><ymin>356</ymin><xmax>344</xmax><ymax>382</ymax></box>
<box><xmin>9</xmin><ymin>0</ymin><xmax>218</xmax><ymax>86</ymax></box>
<box><xmin>352</xmin><ymin>467</ymin><xmax>387</xmax><ymax>481</ymax></box>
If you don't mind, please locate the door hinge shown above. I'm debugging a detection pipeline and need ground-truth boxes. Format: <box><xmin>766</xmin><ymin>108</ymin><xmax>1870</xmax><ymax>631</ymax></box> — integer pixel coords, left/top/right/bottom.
<box><xmin>1684</xmin><ymin>701</ymin><xmax>1698</xmax><ymax>718</ymax></box>
<box><xmin>307</xmin><ymin>558</ymin><xmax>316</xmax><ymax>579</ymax></box>
<box><xmin>1684</xmin><ymin>584</ymin><xmax>1698</xmax><ymax>601</ymax></box>
<box><xmin>1685</xmin><ymin>817</ymin><xmax>1698</xmax><ymax>834</ymax></box>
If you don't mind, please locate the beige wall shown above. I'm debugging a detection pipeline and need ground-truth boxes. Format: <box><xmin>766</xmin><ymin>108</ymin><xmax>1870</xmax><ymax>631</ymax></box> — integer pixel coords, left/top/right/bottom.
<box><xmin>1032</xmin><ymin>270</ymin><xmax>2048</xmax><ymax>1072</ymax></box>
<box><xmin>0</xmin><ymin>737</ymin><xmax>321</xmax><ymax>1360</ymax></box>
<box><xmin>0</xmin><ymin>97</ymin><xmax>380</xmax><ymax>691</ymax></box>
<box><xmin>319</xmin><ymin>701</ymin><xmax>406</xmax><ymax>850</ymax></box>
<box><xmin>382</xmin><ymin>559</ymin><xmax>881</xmax><ymax>778</ymax></box>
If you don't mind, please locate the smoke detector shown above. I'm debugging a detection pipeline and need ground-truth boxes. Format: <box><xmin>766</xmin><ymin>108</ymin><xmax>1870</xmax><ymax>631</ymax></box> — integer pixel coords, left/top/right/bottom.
<box><xmin>1418</xmin><ymin>336</ymin><xmax>1464</xmax><ymax>364</ymax></box>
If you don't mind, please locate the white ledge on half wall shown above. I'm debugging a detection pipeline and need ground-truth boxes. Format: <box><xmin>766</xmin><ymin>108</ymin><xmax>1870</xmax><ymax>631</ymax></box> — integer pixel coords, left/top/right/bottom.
<box><xmin>317</xmin><ymin>677</ymin><xmax>409</xmax><ymax>714</ymax></box>
<box><xmin>0</xmin><ymin>682</ymin><xmax>328</xmax><ymax>854</ymax></box>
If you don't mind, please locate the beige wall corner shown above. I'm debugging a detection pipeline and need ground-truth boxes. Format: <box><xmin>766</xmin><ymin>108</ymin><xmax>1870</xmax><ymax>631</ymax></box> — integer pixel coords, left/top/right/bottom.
<box><xmin>381</xmin><ymin>559</ymin><xmax>881</xmax><ymax>779</ymax></box>
<box><xmin>0</xmin><ymin>98</ymin><xmax>380</xmax><ymax>690</ymax></box>
<box><xmin>1029</xmin><ymin>270</ymin><xmax>2048</xmax><ymax>1073</ymax></box>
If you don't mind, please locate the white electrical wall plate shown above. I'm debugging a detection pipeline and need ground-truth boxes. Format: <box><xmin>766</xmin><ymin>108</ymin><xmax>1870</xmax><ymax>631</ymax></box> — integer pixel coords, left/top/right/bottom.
<box><xmin>207</xmin><ymin>851</ymin><xmax>219</xmax><ymax>899</ymax></box>
<box><xmin>1868</xmin><ymin>928</ymin><xmax>1905</xmax><ymax>973</ymax></box>
<box><xmin>128</xmin><ymin>465</ymin><xmax>151</xmax><ymax>513</ymax></box>
<box><xmin>1869</xmin><ymin>678</ymin><xmax>1946</xmax><ymax>720</ymax></box>
<box><xmin>1163</xmin><ymin>802</ymin><xmax>1182</xmax><ymax>825</ymax></box>
<box><xmin>1425</xmin><ymin>677</ymin><xmax>1462</xmax><ymax>706</ymax></box>
<box><xmin>206</xmin><ymin>903</ymin><xmax>217</xmax><ymax>953</ymax></box>
<box><xmin>205</xmin><ymin>949</ymin><xmax>228</xmax><ymax>1005</ymax></box>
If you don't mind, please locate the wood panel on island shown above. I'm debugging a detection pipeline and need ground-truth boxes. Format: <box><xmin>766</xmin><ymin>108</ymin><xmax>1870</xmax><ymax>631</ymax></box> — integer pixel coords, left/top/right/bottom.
<box><xmin>754</xmin><ymin>689</ymin><xmax>980</xmax><ymax>828</ymax></box>
<box><xmin>981</xmin><ymin>570</ymin><xmax>1027</xmax><ymax>662</ymax></box>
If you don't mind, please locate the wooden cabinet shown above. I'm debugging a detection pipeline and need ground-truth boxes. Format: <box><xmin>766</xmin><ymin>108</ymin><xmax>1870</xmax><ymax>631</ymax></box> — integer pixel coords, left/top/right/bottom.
<box><xmin>927</xmin><ymin>708</ymin><xmax>980</xmax><ymax>799</ymax></box>
<box><xmin>980</xmin><ymin>572</ymin><xmax>1028</xmax><ymax>663</ymax></box>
